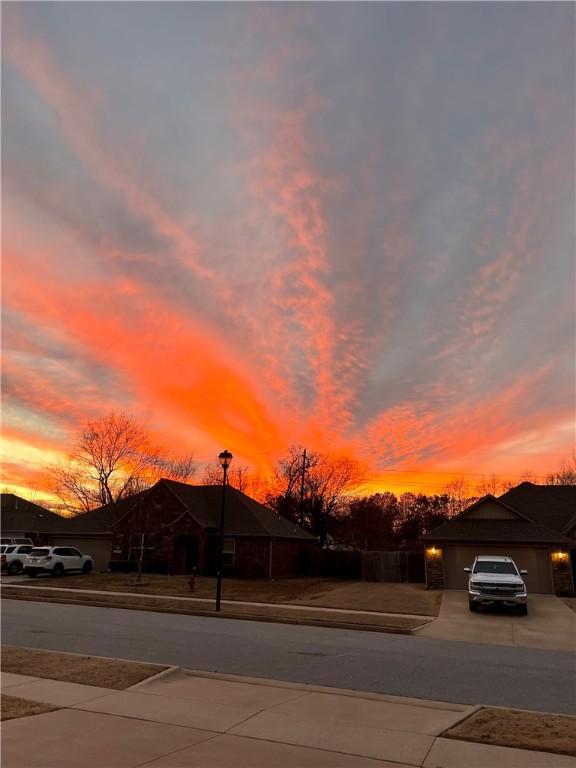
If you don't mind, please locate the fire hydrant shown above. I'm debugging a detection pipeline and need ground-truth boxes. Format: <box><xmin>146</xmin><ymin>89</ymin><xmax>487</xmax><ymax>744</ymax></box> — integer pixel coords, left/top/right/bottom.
<box><xmin>189</xmin><ymin>567</ymin><xmax>197</xmax><ymax>592</ymax></box>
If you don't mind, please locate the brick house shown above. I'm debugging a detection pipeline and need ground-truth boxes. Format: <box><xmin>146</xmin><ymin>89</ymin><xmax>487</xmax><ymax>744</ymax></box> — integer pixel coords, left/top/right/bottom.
<box><xmin>74</xmin><ymin>479</ymin><xmax>317</xmax><ymax>578</ymax></box>
<box><xmin>422</xmin><ymin>483</ymin><xmax>576</xmax><ymax>596</ymax></box>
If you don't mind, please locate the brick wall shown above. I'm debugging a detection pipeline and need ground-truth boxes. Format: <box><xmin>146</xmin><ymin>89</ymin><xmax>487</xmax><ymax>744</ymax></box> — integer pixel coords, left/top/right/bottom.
<box><xmin>425</xmin><ymin>549</ymin><xmax>444</xmax><ymax>589</ymax></box>
<box><xmin>111</xmin><ymin>483</ymin><xmax>205</xmax><ymax>574</ymax></box>
<box><xmin>551</xmin><ymin>555</ymin><xmax>574</xmax><ymax>596</ymax></box>
<box><xmin>270</xmin><ymin>539</ymin><xmax>317</xmax><ymax>579</ymax></box>
<box><xmin>233</xmin><ymin>538</ymin><xmax>270</xmax><ymax>578</ymax></box>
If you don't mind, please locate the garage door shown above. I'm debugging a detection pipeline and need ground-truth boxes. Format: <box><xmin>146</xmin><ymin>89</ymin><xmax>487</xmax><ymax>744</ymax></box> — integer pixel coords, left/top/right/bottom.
<box><xmin>443</xmin><ymin>545</ymin><xmax>553</xmax><ymax>593</ymax></box>
<box><xmin>50</xmin><ymin>538</ymin><xmax>112</xmax><ymax>572</ymax></box>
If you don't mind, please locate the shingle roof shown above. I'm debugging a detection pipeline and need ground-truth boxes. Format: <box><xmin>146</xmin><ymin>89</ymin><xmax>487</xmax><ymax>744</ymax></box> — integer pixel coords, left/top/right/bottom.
<box><xmin>65</xmin><ymin>480</ymin><xmax>316</xmax><ymax>541</ymax></box>
<box><xmin>422</xmin><ymin>518</ymin><xmax>572</xmax><ymax>545</ymax></box>
<box><xmin>498</xmin><ymin>483</ymin><xmax>576</xmax><ymax>534</ymax></box>
<box><xmin>162</xmin><ymin>480</ymin><xmax>316</xmax><ymax>540</ymax></box>
<box><xmin>0</xmin><ymin>494</ymin><xmax>68</xmax><ymax>533</ymax></box>
<box><xmin>64</xmin><ymin>490</ymin><xmax>149</xmax><ymax>532</ymax></box>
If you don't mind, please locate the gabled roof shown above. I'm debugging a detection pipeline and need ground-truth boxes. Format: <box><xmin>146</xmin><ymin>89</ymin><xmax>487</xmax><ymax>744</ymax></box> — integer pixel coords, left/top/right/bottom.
<box><xmin>162</xmin><ymin>480</ymin><xmax>316</xmax><ymax>540</ymax></box>
<box><xmin>0</xmin><ymin>494</ymin><xmax>67</xmax><ymax>532</ymax></box>
<box><xmin>449</xmin><ymin>494</ymin><xmax>533</xmax><ymax>523</ymax></box>
<box><xmin>498</xmin><ymin>483</ymin><xmax>576</xmax><ymax>534</ymax></box>
<box><xmin>65</xmin><ymin>480</ymin><xmax>316</xmax><ymax>541</ymax></box>
<box><xmin>422</xmin><ymin>518</ymin><xmax>572</xmax><ymax>545</ymax></box>
<box><xmin>63</xmin><ymin>490</ymin><xmax>149</xmax><ymax>533</ymax></box>
<box><xmin>423</xmin><ymin>482</ymin><xmax>576</xmax><ymax>545</ymax></box>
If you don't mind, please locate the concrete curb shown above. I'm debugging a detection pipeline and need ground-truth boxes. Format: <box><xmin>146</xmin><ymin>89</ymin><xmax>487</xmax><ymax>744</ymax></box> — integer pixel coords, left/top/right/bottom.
<box><xmin>167</xmin><ymin>667</ymin><xmax>474</xmax><ymax>712</ymax></box>
<box><xmin>128</xmin><ymin>665</ymin><xmax>180</xmax><ymax>690</ymax></box>
<box><xmin>1</xmin><ymin>643</ymin><xmax>167</xmax><ymax>672</ymax></box>
<box><xmin>1</xmin><ymin>590</ymin><xmax>418</xmax><ymax>635</ymax></box>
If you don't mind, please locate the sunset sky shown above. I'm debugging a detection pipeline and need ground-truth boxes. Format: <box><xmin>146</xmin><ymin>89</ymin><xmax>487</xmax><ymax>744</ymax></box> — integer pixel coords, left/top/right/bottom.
<box><xmin>2</xmin><ymin>2</ymin><xmax>574</xmax><ymax>503</ymax></box>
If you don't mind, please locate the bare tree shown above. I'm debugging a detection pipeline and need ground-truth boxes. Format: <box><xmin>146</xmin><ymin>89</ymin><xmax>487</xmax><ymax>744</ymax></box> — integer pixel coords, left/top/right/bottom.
<box><xmin>51</xmin><ymin>411</ymin><xmax>195</xmax><ymax>514</ymax></box>
<box><xmin>546</xmin><ymin>453</ymin><xmax>576</xmax><ymax>485</ymax></box>
<box><xmin>475</xmin><ymin>474</ymin><xmax>512</xmax><ymax>497</ymax></box>
<box><xmin>442</xmin><ymin>479</ymin><xmax>475</xmax><ymax>517</ymax></box>
<box><xmin>202</xmin><ymin>462</ymin><xmax>251</xmax><ymax>493</ymax></box>
<box><xmin>268</xmin><ymin>445</ymin><xmax>364</xmax><ymax>546</ymax></box>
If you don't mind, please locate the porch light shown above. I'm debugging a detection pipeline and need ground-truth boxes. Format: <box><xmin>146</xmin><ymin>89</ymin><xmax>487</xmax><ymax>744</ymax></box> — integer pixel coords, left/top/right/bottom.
<box><xmin>427</xmin><ymin>546</ymin><xmax>441</xmax><ymax>558</ymax></box>
<box><xmin>552</xmin><ymin>550</ymin><xmax>568</xmax><ymax>562</ymax></box>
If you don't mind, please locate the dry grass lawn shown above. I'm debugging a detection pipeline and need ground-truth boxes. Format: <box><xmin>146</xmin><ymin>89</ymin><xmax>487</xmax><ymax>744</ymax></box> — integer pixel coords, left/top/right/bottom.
<box><xmin>444</xmin><ymin>707</ymin><xmax>576</xmax><ymax>756</ymax></box>
<box><xmin>1</xmin><ymin>588</ymin><xmax>425</xmax><ymax>630</ymax></box>
<box><xmin>1</xmin><ymin>646</ymin><xmax>166</xmax><ymax>689</ymax></box>
<box><xmin>23</xmin><ymin>573</ymin><xmax>441</xmax><ymax>616</ymax></box>
<box><xmin>1</xmin><ymin>694</ymin><xmax>59</xmax><ymax>721</ymax></box>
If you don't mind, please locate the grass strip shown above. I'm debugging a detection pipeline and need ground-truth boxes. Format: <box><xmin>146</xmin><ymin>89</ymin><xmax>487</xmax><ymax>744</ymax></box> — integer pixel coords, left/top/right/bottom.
<box><xmin>443</xmin><ymin>706</ymin><xmax>576</xmax><ymax>756</ymax></box>
<box><xmin>2</xmin><ymin>646</ymin><xmax>166</xmax><ymax>690</ymax></box>
<box><xmin>1</xmin><ymin>694</ymin><xmax>59</xmax><ymax>721</ymax></box>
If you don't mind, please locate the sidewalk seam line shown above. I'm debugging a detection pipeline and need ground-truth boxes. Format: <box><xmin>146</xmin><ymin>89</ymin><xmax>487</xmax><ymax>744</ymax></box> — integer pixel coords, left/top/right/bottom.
<box><xmin>224</xmin><ymin>729</ymin><xmax>427</xmax><ymax>766</ymax></box>
<box><xmin>131</xmin><ymin>733</ymin><xmax>221</xmax><ymax>768</ymax></box>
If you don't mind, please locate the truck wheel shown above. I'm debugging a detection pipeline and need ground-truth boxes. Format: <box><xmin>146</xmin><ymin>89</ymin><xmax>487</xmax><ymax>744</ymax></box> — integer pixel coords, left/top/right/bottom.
<box><xmin>8</xmin><ymin>561</ymin><xmax>22</xmax><ymax>575</ymax></box>
<box><xmin>469</xmin><ymin>600</ymin><xmax>478</xmax><ymax>612</ymax></box>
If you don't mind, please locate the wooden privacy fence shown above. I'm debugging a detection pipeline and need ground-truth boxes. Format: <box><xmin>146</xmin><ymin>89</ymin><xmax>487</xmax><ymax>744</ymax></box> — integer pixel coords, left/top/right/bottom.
<box><xmin>361</xmin><ymin>550</ymin><xmax>425</xmax><ymax>583</ymax></box>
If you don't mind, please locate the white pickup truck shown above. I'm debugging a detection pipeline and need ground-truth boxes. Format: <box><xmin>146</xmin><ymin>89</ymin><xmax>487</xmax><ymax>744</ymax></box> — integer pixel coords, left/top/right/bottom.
<box><xmin>465</xmin><ymin>555</ymin><xmax>528</xmax><ymax>615</ymax></box>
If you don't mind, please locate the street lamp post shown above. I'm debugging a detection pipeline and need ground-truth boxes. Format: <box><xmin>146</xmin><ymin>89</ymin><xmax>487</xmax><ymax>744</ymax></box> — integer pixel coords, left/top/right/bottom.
<box><xmin>215</xmin><ymin>449</ymin><xmax>233</xmax><ymax>612</ymax></box>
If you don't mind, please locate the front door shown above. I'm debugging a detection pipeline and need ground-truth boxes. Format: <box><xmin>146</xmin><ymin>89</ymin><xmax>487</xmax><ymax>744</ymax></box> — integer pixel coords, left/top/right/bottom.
<box><xmin>172</xmin><ymin>536</ymin><xmax>199</xmax><ymax>575</ymax></box>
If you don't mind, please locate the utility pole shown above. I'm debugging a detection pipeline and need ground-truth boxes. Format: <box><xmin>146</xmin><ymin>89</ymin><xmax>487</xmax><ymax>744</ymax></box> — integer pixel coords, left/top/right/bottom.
<box><xmin>299</xmin><ymin>448</ymin><xmax>307</xmax><ymax>528</ymax></box>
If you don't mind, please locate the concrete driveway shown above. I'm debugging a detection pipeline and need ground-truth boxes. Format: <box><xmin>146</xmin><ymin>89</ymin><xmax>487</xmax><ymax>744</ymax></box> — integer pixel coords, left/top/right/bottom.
<box><xmin>416</xmin><ymin>591</ymin><xmax>575</xmax><ymax>651</ymax></box>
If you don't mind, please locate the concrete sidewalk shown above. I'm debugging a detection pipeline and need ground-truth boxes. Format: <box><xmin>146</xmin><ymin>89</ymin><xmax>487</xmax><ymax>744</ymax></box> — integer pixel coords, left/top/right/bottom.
<box><xmin>2</xmin><ymin>668</ymin><xmax>574</xmax><ymax>767</ymax></box>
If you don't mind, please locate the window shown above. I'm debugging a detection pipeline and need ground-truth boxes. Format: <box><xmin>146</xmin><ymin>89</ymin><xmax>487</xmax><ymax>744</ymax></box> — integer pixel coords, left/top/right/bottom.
<box><xmin>128</xmin><ymin>533</ymin><xmax>153</xmax><ymax>561</ymax></box>
<box><xmin>68</xmin><ymin>548</ymin><xmax>82</xmax><ymax>557</ymax></box>
<box><xmin>6</xmin><ymin>546</ymin><xmax>16</xmax><ymax>554</ymax></box>
<box><xmin>17</xmin><ymin>546</ymin><xmax>33</xmax><ymax>554</ymax></box>
<box><xmin>222</xmin><ymin>538</ymin><xmax>235</xmax><ymax>567</ymax></box>
<box><xmin>30</xmin><ymin>548</ymin><xmax>50</xmax><ymax>556</ymax></box>
<box><xmin>473</xmin><ymin>561</ymin><xmax>518</xmax><ymax>575</ymax></box>
<box><xmin>53</xmin><ymin>548</ymin><xmax>67</xmax><ymax>556</ymax></box>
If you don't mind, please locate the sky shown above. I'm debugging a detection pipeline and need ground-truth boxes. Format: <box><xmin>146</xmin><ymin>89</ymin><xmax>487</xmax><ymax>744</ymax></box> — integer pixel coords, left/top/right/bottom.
<box><xmin>2</xmin><ymin>2</ymin><xmax>575</xmax><ymax>502</ymax></box>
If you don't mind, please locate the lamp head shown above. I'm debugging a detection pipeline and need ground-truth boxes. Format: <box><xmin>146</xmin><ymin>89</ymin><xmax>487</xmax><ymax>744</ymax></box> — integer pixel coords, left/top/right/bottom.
<box><xmin>218</xmin><ymin>450</ymin><xmax>233</xmax><ymax>469</ymax></box>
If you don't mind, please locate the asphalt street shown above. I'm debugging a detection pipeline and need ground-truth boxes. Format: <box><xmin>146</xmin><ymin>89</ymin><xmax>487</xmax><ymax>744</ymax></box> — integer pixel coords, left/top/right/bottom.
<box><xmin>3</xmin><ymin>598</ymin><xmax>575</xmax><ymax>714</ymax></box>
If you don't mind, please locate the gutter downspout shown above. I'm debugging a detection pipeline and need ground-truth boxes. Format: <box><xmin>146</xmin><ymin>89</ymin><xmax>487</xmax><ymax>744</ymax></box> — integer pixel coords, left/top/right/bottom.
<box><xmin>269</xmin><ymin>538</ymin><xmax>274</xmax><ymax>579</ymax></box>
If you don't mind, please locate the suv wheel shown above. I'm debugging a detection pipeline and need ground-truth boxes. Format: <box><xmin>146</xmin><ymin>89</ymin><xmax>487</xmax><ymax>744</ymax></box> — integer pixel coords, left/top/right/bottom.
<box><xmin>52</xmin><ymin>563</ymin><xmax>64</xmax><ymax>577</ymax></box>
<box><xmin>8</xmin><ymin>561</ymin><xmax>22</xmax><ymax>575</ymax></box>
<box><xmin>469</xmin><ymin>600</ymin><xmax>479</xmax><ymax>612</ymax></box>
<box><xmin>82</xmin><ymin>561</ymin><xmax>93</xmax><ymax>574</ymax></box>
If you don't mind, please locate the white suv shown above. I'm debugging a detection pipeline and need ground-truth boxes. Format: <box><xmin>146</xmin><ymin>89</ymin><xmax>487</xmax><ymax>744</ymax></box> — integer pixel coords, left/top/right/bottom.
<box><xmin>24</xmin><ymin>547</ymin><xmax>93</xmax><ymax>577</ymax></box>
<box><xmin>1</xmin><ymin>544</ymin><xmax>34</xmax><ymax>575</ymax></box>
<box><xmin>465</xmin><ymin>555</ymin><xmax>528</xmax><ymax>615</ymax></box>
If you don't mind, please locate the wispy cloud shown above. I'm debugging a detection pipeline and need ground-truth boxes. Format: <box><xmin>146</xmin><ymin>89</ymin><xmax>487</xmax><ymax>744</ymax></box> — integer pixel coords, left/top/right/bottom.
<box><xmin>2</xmin><ymin>3</ymin><xmax>573</xmax><ymax>495</ymax></box>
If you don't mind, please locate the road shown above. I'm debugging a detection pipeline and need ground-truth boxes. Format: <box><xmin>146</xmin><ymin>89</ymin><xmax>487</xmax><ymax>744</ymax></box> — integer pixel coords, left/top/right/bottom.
<box><xmin>3</xmin><ymin>599</ymin><xmax>575</xmax><ymax>714</ymax></box>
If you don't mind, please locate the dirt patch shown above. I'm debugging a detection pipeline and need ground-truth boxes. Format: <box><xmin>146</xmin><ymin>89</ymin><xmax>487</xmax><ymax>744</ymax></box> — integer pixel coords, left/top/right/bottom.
<box><xmin>444</xmin><ymin>706</ymin><xmax>576</xmax><ymax>756</ymax></box>
<box><xmin>1</xmin><ymin>646</ymin><xmax>166</xmax><ymax>689</ymax></box>
<box><xmin>13</xmin><ymin>574</ymin><xmax>440</xmax><ymax>616</ymax></box>
<box><xmin>1</xmin><ymin>587</ymin><xmax>426</xmax><ymax>632</ymax></box>
<box><xmin>1</xmin><ymin>694</ymin><xmax>59</xmax><ymax>721</ymax></box>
